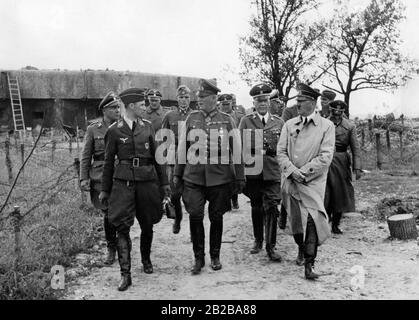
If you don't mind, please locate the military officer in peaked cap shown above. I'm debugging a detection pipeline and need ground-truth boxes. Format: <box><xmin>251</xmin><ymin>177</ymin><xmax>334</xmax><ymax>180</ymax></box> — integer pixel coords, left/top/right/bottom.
<box><xmin>319</xmin><ymin>90</ymin><xmax>336</xmax><ymax>118</ymax></box>
<box><xmin>99</xmin><ymin>87</ymin><xmax>170</xmax><ymax>291</ymax></box>
<box><xmin>277</xmin><ymin>83</ymin><xmax>335</xmax><ymax>280</ymax></box>
<box><xmin>143</xmin><ymin>89</ymin><xmax>165</xmax><ymax>132</ymax></box>
<box><xmin>239</xmin><ymin>83</ymin><xmax>285</xmax><ymax>261</ymax></box>
<box><xmin>173</xmin><ymin>79</ymin><xmax>245</xmax><ymax>275</ymax></box>
<box><xmin>161</xmin><ymin>85</ymin><xmax>193</xmax><ymax>234</ymax></box>
<box><xmin>269</xmin><ymin>89</ymin><xmax>286</xmax><ymax>117</ymax></box>
<box><xmin>218</xmin><ymin>93</ymin><xmax>244</xmax><ymax>210</ymax></box>
<box><xmin>80</xmin><ymin>91</ymin><xmax>121</xmax><ymax>266</ymax></box>
<box><xmin>325</xmin><ymin>100</ymin><xmax>362</xmax><ymax>234</ymax></box>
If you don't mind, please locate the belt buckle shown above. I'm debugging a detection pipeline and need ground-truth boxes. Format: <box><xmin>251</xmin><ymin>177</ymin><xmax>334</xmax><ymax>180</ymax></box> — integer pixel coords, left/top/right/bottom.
<box><xmin>132</xmin><ymin>157</ymin><xmax>140</xmax><ymax>167</ymax></box>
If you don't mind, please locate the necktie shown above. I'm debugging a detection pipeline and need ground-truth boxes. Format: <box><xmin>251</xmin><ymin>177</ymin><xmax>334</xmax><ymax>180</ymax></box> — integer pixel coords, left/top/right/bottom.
<box><xmin>304</xmin><ymin>117</ymin><xmax>307</xmax><ymax>125</ymax></box>
<box><xmin>132</xmin><ymin>120</ymin><xmax>136</xmax><ymax>132</ymax></box>
<box><xmin>262</xmin><ymin>117</ymin><xmax>266</xmax><ymax>126</ymax></box>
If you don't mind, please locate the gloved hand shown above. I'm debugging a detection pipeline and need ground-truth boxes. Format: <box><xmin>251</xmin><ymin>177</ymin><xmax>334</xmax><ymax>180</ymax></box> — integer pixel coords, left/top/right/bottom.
<box><xmin>162</xmin><ymin>184</ymin><xmax>171</xmax><ymax>198</ymax></box>
<box><xmin>173</xmin><ymin>176</ymin><xmax>183</xmax><ymax>188</ymax></box>
<box><xmin>98</xmin><ymin>191</ymin><xmax>110</xmax><ymax>206</ymax></box>
<box><xmin>291</xmin><ymin>169</ymin><xmax>305</xmax><ymax>183</ymax></box>
<box><xmin>80</xmin><ymin>179</ymin><xmax>90</xmax><ymax>191</ymax></box>
<box><xmin>355</xmin><ymin>169</ymin><xmax>362</xmax><ymax>180</ymax></box>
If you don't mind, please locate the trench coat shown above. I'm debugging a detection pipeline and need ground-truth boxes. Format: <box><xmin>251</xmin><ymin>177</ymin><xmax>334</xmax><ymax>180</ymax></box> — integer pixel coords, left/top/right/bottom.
<box><xmin>277</xmin><ymin>112</ymin><xmax>335</xmax><ymax>245</ymax></box>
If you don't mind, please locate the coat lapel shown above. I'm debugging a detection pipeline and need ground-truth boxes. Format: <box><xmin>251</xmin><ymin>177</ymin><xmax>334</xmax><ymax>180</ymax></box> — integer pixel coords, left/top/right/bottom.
<box><xmin>249</xmin><ymin>113</ymin><xmax>264</xmax><ymax>129</ymax></box>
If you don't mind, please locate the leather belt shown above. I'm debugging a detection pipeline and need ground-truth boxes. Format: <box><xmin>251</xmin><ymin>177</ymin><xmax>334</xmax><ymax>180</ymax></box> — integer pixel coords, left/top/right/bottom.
<box><xmin>117</xmin><ymin>158</ymin><xmax>153</xmax><ymax>167</ymax></box>
<box><xmin>93</xmin><ymin>155</ymin><xmax>105</xmax><ymax>161</ymax></box>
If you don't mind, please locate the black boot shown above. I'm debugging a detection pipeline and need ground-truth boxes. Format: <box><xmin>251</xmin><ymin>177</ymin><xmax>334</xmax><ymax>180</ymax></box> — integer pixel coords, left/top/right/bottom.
<box><xmin>172</xmin><ymin>198</ymin><xmax>182</xmax><ymax>234</ymax></box>
<box><xmin>104</xmin><ymin>214</ymin><xmax>117</xmax><ymax>265</ymax></box>
<box><xmin>210</xmin><ymin>219</ymin><xmax>223</xmax><ymax>271</ymax></box>
<box><xmin>116</xmin><ymin>233</ymin><xmax>132</xmax><ymax>291</ymax></box>
<box><xmin>278</xmin><ymin>204</ymin><xmax>287</xmax><ymax>230</ymax></box>
<box><xmin>250</xmin><ymin>207</ymin><xmax>264</xmax><ymax>254</ymax></box>
<box><xmin>304</xmin><ymin>260</ymin><xmax>319</xmax><ymax>280</ymax></box>
<box><xmin>141</xmin><ymin>230</ymin><xmax>153</xmax><ymax>274</ymax></box>
<box><xmin>265</xmin><ymin>207</ymin><xmax>282</xmax><ymax>262</ymax></box>
<box><xmin>332</xmin><ymin>212</ymin><xmax>343</xmax><ymax>234</ymax></box>
<box><xmin>231</xmin><ymin>194</ymin><xmax>239</xmax><ymax>210</ymax></box>
<box><xmin>190</xmin><ymin>219</ymin><xmax>205</xmax><ymax>275</ymax></box>
<box><xmin>296</xmin><ymin>245</ymin><xmax>304</xmax><ymax>266</ymax></box>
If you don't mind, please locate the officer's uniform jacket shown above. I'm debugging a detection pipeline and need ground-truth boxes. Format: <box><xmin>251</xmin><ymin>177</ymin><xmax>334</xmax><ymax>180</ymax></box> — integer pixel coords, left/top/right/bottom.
<box><xmin>142</xmin><ymin>106</ymin><xmax>165</xmax><ymax>132</ymax></box>
<box><xmin>239</xmin><ymin>112</ymin><xmax>284</xmax><ymax>181</ymax></box>
<box><xmin>329</xmin><ymin>117</ymin><xmax>361</xmax><ymax>170</ymax></box>
<box><xmin>80</xmin><ymin>119</ymin><xmax>110</xmax><ymax>186</ymax></box>
<box><xmin>101</xmin><ymin>118</ymin><xmax>168</xmax><ymax>194</ymax></box>
<box><xmin>161</xmin><ymin>106</ymin><xmax>192</xmax><ymax>149</ymax></box>
<box><xmin>174</xmin><ymin>108</ymin><xmax>245</xmax><ymax>187</ymax></box>
<box><xmin>223</xmin><ymin>110</ymin><xmax>243</xmax><ymax>127</ymax></box>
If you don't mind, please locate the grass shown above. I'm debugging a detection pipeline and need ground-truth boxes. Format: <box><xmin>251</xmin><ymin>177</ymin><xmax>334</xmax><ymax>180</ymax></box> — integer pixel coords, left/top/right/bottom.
<box><xmin>0</xmin><ymin>135</ymin><xmax>102</xmax><ymax>300</ymax></box>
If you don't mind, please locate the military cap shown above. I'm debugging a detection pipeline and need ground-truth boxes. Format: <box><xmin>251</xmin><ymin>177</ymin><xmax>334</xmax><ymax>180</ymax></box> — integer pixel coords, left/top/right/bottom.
<box><xmin>269</xmin><ymin>89</ymin><xmax>286</xmax><ymax>101</ymax></box>
<box><xmin>147</xmin><ymin>89</ymin><xmax>163</xmax><ymax>99</ymax></box>
<box><xmin>197</xmin><ymin>78</ymin><xmax>220</xmax><ymax>97</ymax></box>
<box><xmin>329</xmin><ymin>100</ymin><xmax>347</xmax><ymax>110</ymax></box>
<box><xmin>296</xmin><ymin>83</ymin><xmax>321</xmax><ymax>100</ymax></box>
<box><xmin>321</xmin><ymin>90</ymin><xmax>337</xmax><ymax>101</ymax></box>
<box><xmin>98</xmin><ymin>91</ymin><xmax>121</xmax><ymax>110</ymax></box>
<box><xmin>249</xmin><ymin>83</ymin><xmax>272</xmax><ymax>99</ymax></box>
<box><xmin>119</xmin><ymin>87</ymin><xmax>147</xmax><ymax>105</ymax></box>
<box><xmin>218</xmin><ymin>93</ymin><xmax>233</xmax><ymax>102</ymax></box>
<box><xmin>176</xmin><ymin>85</ymin><xmax>191</xmax><ymax>97</ymax></box>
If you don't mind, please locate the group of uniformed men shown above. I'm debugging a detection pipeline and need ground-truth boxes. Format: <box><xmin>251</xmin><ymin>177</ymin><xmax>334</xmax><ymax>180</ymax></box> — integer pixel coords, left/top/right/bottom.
<box><xmin>80</xmin><ymin>78</ymin><xmax>361</xmax><ymax>291</ymax></box>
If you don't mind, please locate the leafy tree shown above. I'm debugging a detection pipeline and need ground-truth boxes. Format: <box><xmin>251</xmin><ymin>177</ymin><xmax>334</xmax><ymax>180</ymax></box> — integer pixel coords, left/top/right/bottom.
<box><xmin>239</xmin><ymin>0</ymin><xmax>328</xmax><ymax>99</ymax></box>
<box><xmin>320</xmin><ymin>0</ymin><xmax>418</xmax><ymax>116</ymax></box>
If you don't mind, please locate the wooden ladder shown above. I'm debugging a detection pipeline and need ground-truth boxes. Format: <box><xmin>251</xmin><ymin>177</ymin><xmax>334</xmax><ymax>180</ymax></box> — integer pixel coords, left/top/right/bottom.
<box><xmin>7</xmin><ymin>73</ymin><xmax>26</xmax><ymax>133</ymax></box>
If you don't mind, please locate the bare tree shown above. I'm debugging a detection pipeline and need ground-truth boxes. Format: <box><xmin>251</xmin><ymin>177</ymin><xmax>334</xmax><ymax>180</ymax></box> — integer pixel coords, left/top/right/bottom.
<box><xmin>320</xmin><ymin>0</ymin><xmax>418</xmax><ymax>116</ymax></box>
<box><xmin>239</xmin><ymin>0</ymin><xmax>327</xmax><ymax>99</ymax></box>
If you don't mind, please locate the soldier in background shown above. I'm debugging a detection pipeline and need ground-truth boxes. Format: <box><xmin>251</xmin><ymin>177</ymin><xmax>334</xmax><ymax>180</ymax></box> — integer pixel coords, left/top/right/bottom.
<box><xmin>325</xmin><ymin>100</ymin><xmax>362</xmax><ymax>234</ymax></box>
<box><xmin>80</xmin><ymin>92</ymin><xmax>120</xmax><ymax>265</ymax></box>
<box><xmin>232</xmin><ymin>93</ymin><xmax>246</xmax><ymax>116</ymax></box>
<box><xmin>319</xmin><ymin>90</ymin><xmax>336</xmax><ymax>118</ymax></box>
<box><xmin>99</xmin><ymin>88</ymin><xmax>170</xmax><ymax>291</ymax></box>
<box><xmin>269</xmin><ymin>89</ymin><xmax>286</xmax><ymax>117</ymax></box>
<box><xmin>161</xmin><ymin>85</ymin><xmax>193</xmax><ymax>234</ymax></box>
<box><xmin>173</xmin><ymin>79</ymin><xmax>245</xmax><ymax>275</ymax></box>
<box><xmin>239</xmin><ymin>83</ymin><xmax>284</xmax><ymax>261</ymax></box>
<box><xmin>218</xmin><ymin>93</ymin><xmax>244</xmax><ymax>210</ymax></box>
<box><xmin>143</xmin><ymin>89</ymin><xmax>165</xmax><ymax>132</ymax></box>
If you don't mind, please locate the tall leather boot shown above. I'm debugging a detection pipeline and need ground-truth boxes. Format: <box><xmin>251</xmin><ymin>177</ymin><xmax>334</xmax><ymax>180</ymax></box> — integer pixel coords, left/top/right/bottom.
<box><xmin>231</xmin><ymin>194</ymin><xmax>239</xmax><ymax>210</ymax></box>
<box><xmin>116</xmin><ymin>232</ymin><xmax>132</xmax><ymax>291</ymax></box>
<box><xmin>278</xmin><ymin>203</ymin><xmax>287</xmax><ymax>230</ymax></box>
<box><xmin>332</xmin><ymin>212</ymin><xmax>343</xmax><ymax>234</ymax></box>
<box><xmin>140</xmin><ymin>229</ymin><xmax>153</xmax><ymax>274</ymax></box>
<box><xmin>250</xmin><ymin>207</ymin><xmax>264</xmax><ymax>254</ymax></box>
<box><xmin>265</xmin><ymin>207</ymin><xmax>282</xmax><ymax>262</ymax></box>
<box><xmin>172</xmin><ymin>197</ymin><xmax>182</xmax><ymax>234</ymax></box>
<box><xmin>103</xmin><ymin>213</ymin><xmax>117</xmax><ymax>265</ymax></box>
<box><xmin>304</xmin><ymin>214</ymin><xmax>319</xmax><ymax>280</ymax></box>
<box><xmin>190</xmin><ymin>219</ymin><xmax>205</xmax><ymax>275</ymax></box>
<box><xmin>293</xmin><ymin>233</ymin><xmax>305</xmax><ymax>266</ymax></box>
<box><xmin>210</xmin><ymin>219</ymin><xmax>223</xmax><ymax>271</ymax></box>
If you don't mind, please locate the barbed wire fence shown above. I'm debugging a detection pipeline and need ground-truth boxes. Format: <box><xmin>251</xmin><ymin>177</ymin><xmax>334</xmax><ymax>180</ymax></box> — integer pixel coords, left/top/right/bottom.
<box><xmin>0</xmin><ymin>110</ymin><xmax>99</xmax><ymax>299</ymax></box>
<box><xmin>355</xmin><ymin>115</ymin><xmax>419</xmax><ymax>174</ymax></box>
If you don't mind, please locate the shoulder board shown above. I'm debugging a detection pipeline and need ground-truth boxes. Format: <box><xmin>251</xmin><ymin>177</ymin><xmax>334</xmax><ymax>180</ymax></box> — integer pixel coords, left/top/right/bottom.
<box><xmin>108</xmin><ymin>121</ymin><xmax>118</xmax><ymax>129</ymax></box>
<box><xmin>142</xmin><ymin>118</ymin><xmax>152</xmax><ymax>124</ymax></box>
<box><xmin>272</xmin><ymin>114</ymin><xmax>281</xmax><ymax>120</ymax></box>
<box><xmin>219</xmin><ymin>111</ymin><xmax>233</xmax><ymax>118</ymax></box>
<box><xmin>190</xmin><ymin>110</ymin><xmax>201</xmax><ymax>115</ymax></box>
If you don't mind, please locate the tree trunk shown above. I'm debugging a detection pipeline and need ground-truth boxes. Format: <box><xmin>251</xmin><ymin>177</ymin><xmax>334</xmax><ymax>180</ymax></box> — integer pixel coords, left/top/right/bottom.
<box><xmin>387</xmin><ymin>214</ymin><xmax>418</xmax><ymax>240</ymax></box>
<box><xmin>375</xmin><ymin>132</ymin><xmax>383</xmax><ymax>170</ymax></box>
<box><xmin>344</xmin><ymin>90</ymin><xmax>351</xmax><ymax>118</ymax></box>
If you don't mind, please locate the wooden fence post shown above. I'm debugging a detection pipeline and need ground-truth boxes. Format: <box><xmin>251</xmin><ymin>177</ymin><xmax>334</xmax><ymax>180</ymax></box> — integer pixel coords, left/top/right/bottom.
<box><xmin>375</xmin><ymin>132</ymin><xmax>383</xmax><ymax>170</ymax></box>
<box><xmin>368</xmin><ymin>119</ymin><xmax>373</xmax><ymax>141</ymax></box>
<box><xmin>5</xmin><ymin>133</ymin><xmax>13</xmax><ymax>184</ymax></box>
<box><xmin>11</xmin><ymin>206</ymin><xmax>22</xmax><ymax>271</ymax></box>
<box><xmin>73</xmin><ymin>157</ymin><xmax>86</xmax><ymax>204</ymax></box>
<box><xmin>399</xmin><ymin>130</ymin><xmax>403</xmax><ymax>162</ymax></box>
<box><xmin>361</xmin><ymin>124</ymin><xmax>365</xmax><ymax>147</ymax></box>
<box><xmin>386</xmin><ymin>129</ymin><xmax>391</xmax><ymax>152</ymax></box>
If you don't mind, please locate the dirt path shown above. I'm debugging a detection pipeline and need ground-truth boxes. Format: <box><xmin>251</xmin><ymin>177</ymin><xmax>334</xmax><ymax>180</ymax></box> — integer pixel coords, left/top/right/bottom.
<box><xmin>64</xmin><ymin>174</ymin><xmax>419</xmax><ymax>300</ymax></box>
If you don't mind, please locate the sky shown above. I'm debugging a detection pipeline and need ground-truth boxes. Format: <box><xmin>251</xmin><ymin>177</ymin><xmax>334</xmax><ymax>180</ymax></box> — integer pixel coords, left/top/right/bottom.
<box><xmin>1</xmin><ymin>0</ymin><xmax>419</xmax><ymax>117</ymax></box>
